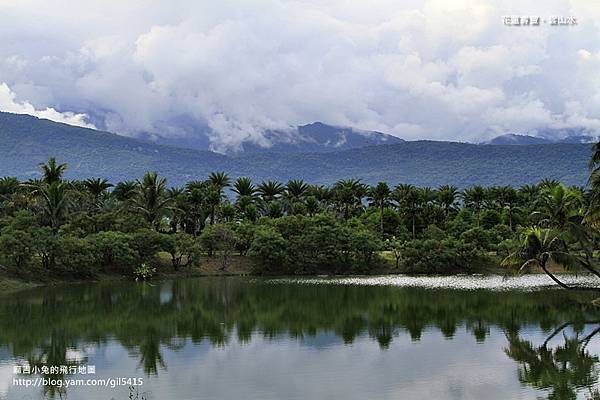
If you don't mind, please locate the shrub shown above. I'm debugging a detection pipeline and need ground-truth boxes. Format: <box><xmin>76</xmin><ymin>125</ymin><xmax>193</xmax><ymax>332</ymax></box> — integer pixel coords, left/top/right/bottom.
<box><xmin>163</xmin><ymin>233</ymin><xmax>201</xmax><ymax>270</ymax></box>
<box><xmin>89</xmin><ymin>231</ymin><xmax>138</xmax><ymax>270</ymax></box>
<box><xmin>55</xmin><ymin>236</ymin><xmax>99</xmax><ymax>277</ymax></box>
<box><xmin>133</xmin><ymin>263</ymin><xmax>156</xmax><ymax>281</ymax></box>
<box><xmin>249</xmin><ymin>226</ymin><xmax>288</xmax><ymax>272</ymax></box>
<box><xmin>400</xmin><ymin>237</ymin><xmax>487</xmax><ymax>274</ymax></box>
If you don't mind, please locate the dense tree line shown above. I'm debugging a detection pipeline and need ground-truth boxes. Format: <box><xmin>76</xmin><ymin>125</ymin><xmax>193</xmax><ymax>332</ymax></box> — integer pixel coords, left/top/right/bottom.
<box><xmin>1</xmin><ymin>146</ymin><xmax>600</xmax><ymax>280</ymax></box>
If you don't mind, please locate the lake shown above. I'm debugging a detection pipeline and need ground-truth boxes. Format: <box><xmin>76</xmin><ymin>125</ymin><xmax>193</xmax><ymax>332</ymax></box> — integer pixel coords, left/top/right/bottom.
<box><xmin>1</xmin><ymin>275</ymin><xmax>600</xmax><ymax>400</ymax></box>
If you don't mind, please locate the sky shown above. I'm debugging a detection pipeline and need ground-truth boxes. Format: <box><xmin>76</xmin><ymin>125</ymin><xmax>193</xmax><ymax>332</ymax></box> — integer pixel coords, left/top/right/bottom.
<box><xmin>0</xmin><ymin>0</ymin><xmax>599</xmax><ymax>151</ymax></box>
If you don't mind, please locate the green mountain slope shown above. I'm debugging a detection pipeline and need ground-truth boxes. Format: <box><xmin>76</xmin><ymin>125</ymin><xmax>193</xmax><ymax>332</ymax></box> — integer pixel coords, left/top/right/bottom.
<box><xmin>0</xmin><ymin>112</ymin><xmax>593</xmax><ymax>187</ymax></box>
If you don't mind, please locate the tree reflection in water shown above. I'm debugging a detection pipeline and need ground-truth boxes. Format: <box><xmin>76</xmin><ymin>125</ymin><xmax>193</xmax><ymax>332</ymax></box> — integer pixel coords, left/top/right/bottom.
<box><xmin>505</xmin><ymin>322</ymin><xmax>600</xmax><ymax>400</ymax></box>
<box><xmin>1</xmin><ymin>277</ymin><xmax>600</xmax><ymax>399</ymax></box>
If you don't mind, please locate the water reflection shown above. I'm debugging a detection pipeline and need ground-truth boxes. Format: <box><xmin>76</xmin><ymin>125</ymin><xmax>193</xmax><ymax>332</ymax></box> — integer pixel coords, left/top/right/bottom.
<box><xmin>0</xmin><ymin>277</ymin><xmax>599</xmax><ymax>399</ymax></box>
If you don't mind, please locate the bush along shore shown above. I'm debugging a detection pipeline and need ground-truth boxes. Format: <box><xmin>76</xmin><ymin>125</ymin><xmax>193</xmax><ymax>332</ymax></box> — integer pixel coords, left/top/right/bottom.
<box><xmin>2</xmin><ymin>144</ymin><xmax>600</xmax><ymax>289</ymax></box>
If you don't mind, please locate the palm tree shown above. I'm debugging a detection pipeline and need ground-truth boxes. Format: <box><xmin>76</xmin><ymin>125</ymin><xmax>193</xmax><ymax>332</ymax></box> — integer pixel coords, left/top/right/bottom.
<box><xmin>167</xmin><ymin>187</ymin><xmax>187</xmax><ymax>233</ymax></box>
<box><xmin>539</xmin><ymin>178</ymin><xmax>561</xmax><ymax>190</ymax></box>
<box><xmin>502</xmin><ymin>227</ymin><xmax>598</xmax><ymax>291</ymax></box>
<box><xmin>208</xmin><ymin>172</ymin><xmax>230</xmax><ymax>192</ymax></box>
<box><xmin>587</xmin><ymin>142</ymin><xmax>600</xmax><ymax>225</ymax></box>
<box><xmin>519</xmin><ymin>184</ymin><xmax>539</xmax><ymax>203</ymax></box>
<box><xmin>41</xmin><ymin>158</ymin><xmax>67</xmax><ymax>184</ymax></box>
<box><xmin>0</xmin><ymin>176</ymin><xmax>19</xmax><ymax>201</ymax></box>
<box><xmin>186</xmin><ymin>187</ymin><xmax>207</xmax><ymax>236</ymax></box>
<box><xmin>367</xmin><ymin>182</ymin><xmax>391</xmax><ymax>236</ymax></box>
<box><xmin>497</xmin><ymin>186</ymin><xmax>520</xmax><ymax>230</ymax></box>
<box><xmin>83</xmin><ymin>178</ymin><xmax>113</xmax><ymax>203</ymax></box>
<box><xmin>305</xmin><ymin>196</ymin><xmax>320</xmax><ymax>216</ymax></box>
<box><xmin>461</xmin><ymin>186</ymin><xmax>487</xmax><ymax>226</ymax></box>
<box><xmin>393</xmin><ymin>184</ymin><xmax>423</xmax><ymax>239</ymax></box>
<box><xmin>113</xmin><ymin>181</ymin><xmax>138</xmax><ymax>202</ymax></box>
<box><xmin>232</xmin><ymin>178</ymin><xmax>257</xmax><ymax>221</ymax></box>
<box><xmin>132</xmin><ymin>172</ymin><xmax>170</xmax><ymax>230</ymax></box>
<box><xmin>437</xmin><ymin>185</ymin><xmax>458</xmax><ymax>216</ymax></box>
<box><xmin>534</xmin><ymin>184</ymin><xmax>582</xmax><ymax>230</ymax></box>
<box><xmin>332</xmin><ymin>179</ymin><xmax>367</xmax><ymax>220</ymax></box>
<box><xmin>232</xmin><ymin>177</ymin><xmax>256</xmax><ymax>198</ymax></box>
<box><xmin>205</xmin><ymin>186</ymin><xmax>222</xmax><ymax>225</ymax></box>
<box><xmin>257</xmin><ymin>180</ymin><xmax>284</xmax><ymax>203</ymax></box>
<box><xmin>38</xmin><ymin>181</ymin><xmax>69</xmax><ymax>234</ymax></box>
<box><xmin>285</xmin><ymin>179</ymin><xmax>309</xmax><ymax>201</ymax></box>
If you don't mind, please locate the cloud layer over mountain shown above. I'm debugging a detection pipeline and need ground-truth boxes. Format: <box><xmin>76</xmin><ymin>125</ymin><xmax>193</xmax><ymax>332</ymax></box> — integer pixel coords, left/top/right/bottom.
<box><xmin>1</xmin><ymin>0</ymin><xmax>599</xmax><ymax>151</ymax></box>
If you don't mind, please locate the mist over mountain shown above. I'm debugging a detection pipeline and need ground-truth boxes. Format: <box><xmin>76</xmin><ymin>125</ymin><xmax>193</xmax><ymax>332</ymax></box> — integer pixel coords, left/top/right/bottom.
<box><xmin>0</xmin><ymin>112</ymin><xmax>592</xmax><ymax>188</ymax></box>
<box><xmin>485</xmin><ymin>128</ymin><xmax>598</xmax><ymax>146</ymax></box>
<box><xmin>152</xmin><ymin>122</ymin><xmax>403</xmax><ymax>153</ymax></box>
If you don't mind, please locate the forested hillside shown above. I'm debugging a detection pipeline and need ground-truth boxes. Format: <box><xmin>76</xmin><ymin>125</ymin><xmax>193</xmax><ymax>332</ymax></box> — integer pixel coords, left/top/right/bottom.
<box><xmin>0</xmin><ymin>112</ymin><xmax>592</xmax><ymax>187</ymax></box>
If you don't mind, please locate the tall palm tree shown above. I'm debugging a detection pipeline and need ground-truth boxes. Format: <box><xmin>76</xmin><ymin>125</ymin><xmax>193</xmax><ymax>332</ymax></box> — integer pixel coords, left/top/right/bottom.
<box><xmin>132</xmin><ymin>172</ymin><xmax>170</xmax><ymax>230</ymax></box>
<box><xmin>392</xmin><ymin>184</ymin><xmax>423</xmax><ymax>239</ymax></box>
<box><xmin>83</xmin><ymin>178</ymin><xmax>113</xmax><ymax>203</ymax></box>
<box><xmin>232</xmin><ymin>177</ymin><xmax>256</xmax><ymax>198</ymax></box>
<box><xmin>41</xmin><ymin>158</ymin><xmax>67</xmax><ymax>184</ymax></box>
<box><xmin>208</xmin><ymin>172</ymin><xmax>230</xmax><ymax>192</ymax></box>
<box><xmin>519</xmin><ymin>184</ymin><xmax>539</xmax><ymax>203</ymax></box>
<box><xmin>367</xmin><ymin>182</ymin><xmax>391</xmax><ymax>236</ymax></box>
<box><xmin>38</xmin><ymin>181</ymin><xmax>69</xmax><ymax>234</ymax></box>
<box><xmin>332</xmin><ymin>179</ymin><xmax>367</xmax><ymax>220</ymax></box>
<box><xmin>285</xmin><ymin>179</ymin><xmax>309</xmax><ymax>201</ymax></box>
<box><xmin>186</xmin><ymin>187</ymin><xmax>207</xmax><ymax>236</ymax></box>
<box><xmin>0</xmin><ymin>176</ymin><xmax>19</xmax><ymax>201</ymax></box>
<box><xmin>257</xmin><ymin>180</ymin><xmax>285</xmax><ymax>203</ymax></box>
<box><xmin>461</xmin><ymin>186</ymin><xmax>487</xmax><ymax>226</ymax></box>
<box><xmin>534</xmin><ymin>184</ymin><xmax>582</xmax><ymax>230</ymax></box>
<box><xmin>113</xmin><ymin>181</ymin><xmax>138</xmax><ymax>202</ymax></box>
<box><xmin>166</xmin><ymin>187</ymin><xmax>187</xmax><ymax>233</ymax></box>
<box><xmin>587</xmin><ymin>142</ymin><xmax>600</xmax><ymax>226</ymax></box>
<box><xmin>437</xmin><ymin>185</ymin><xmax>458</xmax><ymax>216</ymax></box>
<box><xmin>539</xmin><ymin>178</ymin><xmax>561</xmax><ymax>190</ymax></box>
<box><xmin>205</xmin><ymin>186</ymin><xmax>222</xmax><ymax>225</ymax></box>
<box><xmin>497</xmin><ymin>186</ymin><xmax>520</xmax><ymax>230</ymax></box>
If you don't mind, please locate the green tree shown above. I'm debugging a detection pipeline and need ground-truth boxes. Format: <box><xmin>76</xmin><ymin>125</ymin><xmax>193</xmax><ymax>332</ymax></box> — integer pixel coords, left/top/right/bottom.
<box><xmin>249</xmin><ymin>225</ymin><xmax>288</xmax><ymax>271</ymax></box>
<box><xmin>38</xmin><ymin>182</ymin><xmax>69</xmax><ymax>234</ymax></box>
<box><xmin>163</xmin><ymin>233</ymin><xmax>201</xmax><ymax>270</ymax></box>
<box><xmin>461</xmin><ymin>186</ymin><xmax>487</xmax><ymax>227</ymax></box>
<box><xmin>132</xmin><ymin>172</ymin><xmax>170</xmax><ymax>230</ymax></box>
<box><xmin>367</xmin><ymin>182</ymin><xmax>391</xmax><ymax>237</ymax></box>
<box><xmin>502</xmin><ymin>227</ymin><xmax>597</xmax><ymax>291</ymax></box>
<box><xmin>41</xmin><ymin>157</ymin><xmax>67</xmax><ymax>184</ymax></box>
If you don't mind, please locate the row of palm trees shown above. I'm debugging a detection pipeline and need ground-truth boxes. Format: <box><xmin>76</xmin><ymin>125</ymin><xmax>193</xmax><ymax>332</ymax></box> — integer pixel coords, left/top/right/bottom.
<box><xmin>0</xmin><ymin>158</ymin><xmax>589</xmax><ymax>242</ymax></box>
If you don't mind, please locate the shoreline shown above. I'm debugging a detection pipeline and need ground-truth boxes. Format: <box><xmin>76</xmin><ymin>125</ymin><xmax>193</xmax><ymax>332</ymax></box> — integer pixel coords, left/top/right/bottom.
<box><xmin>0</xmin><ymin>255</ymin><xmax>578</xmax><ymax>295</ymax></box>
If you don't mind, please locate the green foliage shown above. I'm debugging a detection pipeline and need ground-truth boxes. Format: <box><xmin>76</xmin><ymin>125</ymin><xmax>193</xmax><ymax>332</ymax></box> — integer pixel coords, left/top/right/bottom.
<box><xmin>54</xmin><ymin>236</ymin><xmax>99</xmax><ymax>277</ymax></box>
<box><xmin>89</xmin><ymin>231</ymin><xmax>138</xmax><ymax>270</ymax></box>
<box><xmin>0</xmin><ymin>140</ymin><xmax>598</xmax><ymax>282</ymax></box>
<box><xmin>249</xmin><ymin>225</ymin><xmax>288</xmax><ymax>271</ymax></box>
<box><xmin>133</xmin><ymin>263</ymin><xmax>156</xmax><ymax>281</ymax></box>
<box><xmin>400</xmin><ymin>237</ymin><xmax>488</xmax><ymax>274</ymax></box>
<box><xmin>131</xmin><ymin>229</ymin><xmax>167</xmax><ymax>264</ymax></box>
<box><xmin>0</xmin><ymin>211</ymin><xmax>54</xmax><ymax>271</ymax></box>
<box><xmin>163</xmin><ymin>233</ymin><xmax>200</xmax><ymax>270</ymax></box>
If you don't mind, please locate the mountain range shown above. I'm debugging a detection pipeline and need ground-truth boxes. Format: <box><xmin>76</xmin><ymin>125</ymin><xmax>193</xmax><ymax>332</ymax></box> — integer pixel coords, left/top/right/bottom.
<box><xmin>485</xmin><ymin>130</ymin><xmax>598</xmax><ymax>145</ymax></box>
<box><xmin>154</xmin><ymin>121</ymin><xmax>403</xmax><ymax>153</ymax></box>
<box><xmin>0</xmin><ymin>111</ymin><xmax>593</xmax><ymax>188</ymax></box>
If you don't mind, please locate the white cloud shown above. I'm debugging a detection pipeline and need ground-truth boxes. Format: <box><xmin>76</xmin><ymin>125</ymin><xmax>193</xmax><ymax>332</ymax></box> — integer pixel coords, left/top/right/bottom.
<box><xmin>0</xmin><ymin>0</ymin><xmax>598</xmax><ymax>149</ymax></box>
<box><xmin>0</xmin><ymin>83</ymin><xmax>95</xmax><ymax>129</ymax></box>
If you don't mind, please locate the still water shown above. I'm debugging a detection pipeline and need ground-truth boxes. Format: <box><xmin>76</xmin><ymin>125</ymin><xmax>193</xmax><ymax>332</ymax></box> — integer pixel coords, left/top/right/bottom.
<box><xmin>1</xmin><ymin>275</ymin><xmax>600</xmax><ymax>400</ymax></box>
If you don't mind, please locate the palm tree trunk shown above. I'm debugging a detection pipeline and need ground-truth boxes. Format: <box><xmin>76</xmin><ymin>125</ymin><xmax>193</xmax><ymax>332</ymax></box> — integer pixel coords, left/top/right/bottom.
<box><xmin>380</xmin><ymin>204</ymin><xmax>384</xmax><ymax>237</ymax></box>
<box><xmin>540</xmin><ymin>262</ymin><xmax>600</xmax><ymax>292</ymax></box>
